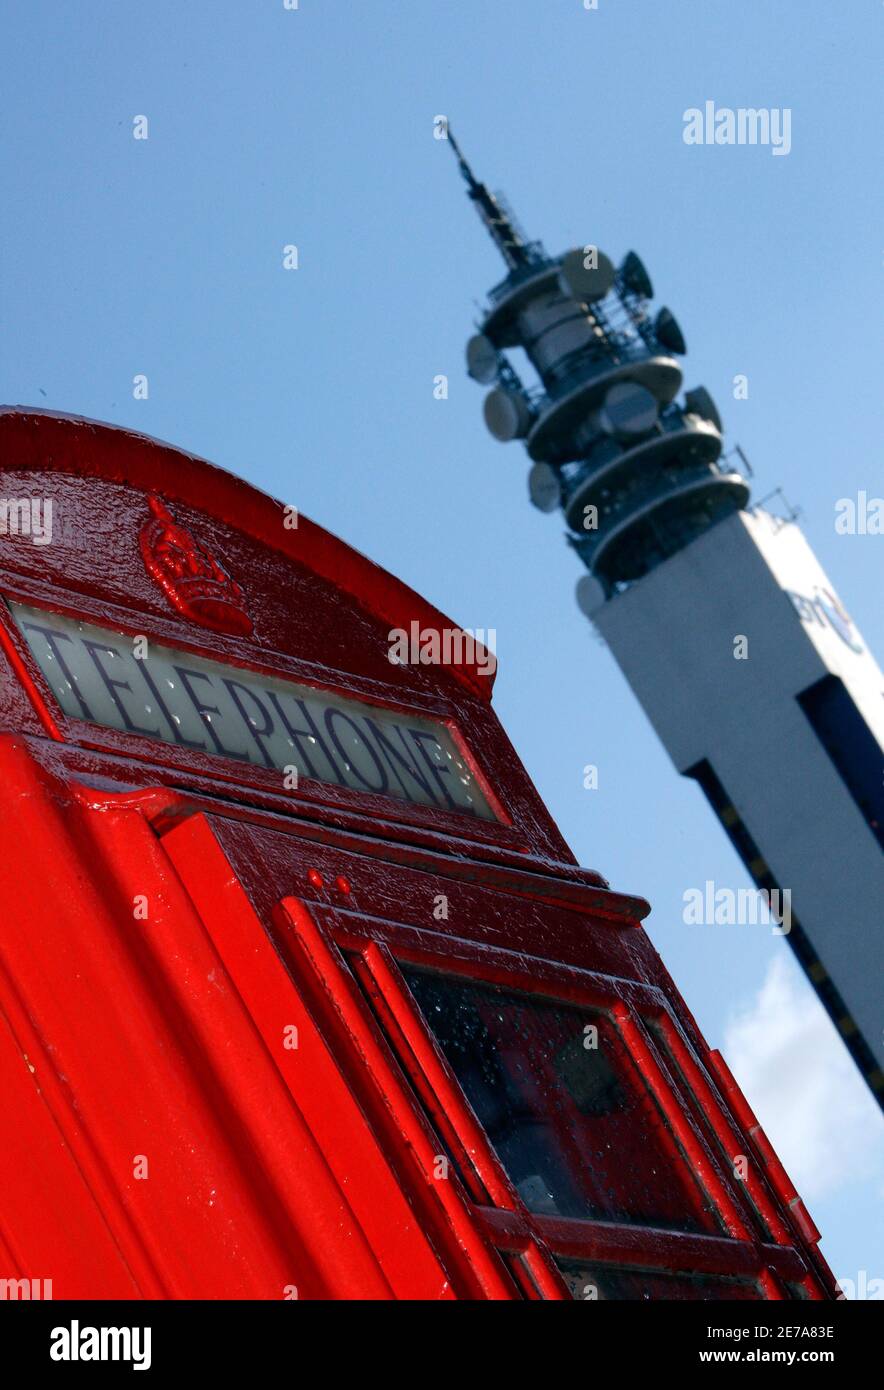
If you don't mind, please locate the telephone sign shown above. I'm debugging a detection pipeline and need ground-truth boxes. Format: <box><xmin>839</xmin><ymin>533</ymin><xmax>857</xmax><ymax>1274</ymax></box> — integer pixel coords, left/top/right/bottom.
<box><xmin>11</xmin><ymin>602</ymin><xmax>495</xmax><ymax>818</ymax></box>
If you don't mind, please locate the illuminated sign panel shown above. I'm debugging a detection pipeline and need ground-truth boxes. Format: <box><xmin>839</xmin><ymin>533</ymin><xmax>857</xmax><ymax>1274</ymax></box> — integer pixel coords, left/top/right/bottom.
<box><xmin>10</xmin><ymin>602</ymin><xmax>496</xmax><ymax>820</ymax></box>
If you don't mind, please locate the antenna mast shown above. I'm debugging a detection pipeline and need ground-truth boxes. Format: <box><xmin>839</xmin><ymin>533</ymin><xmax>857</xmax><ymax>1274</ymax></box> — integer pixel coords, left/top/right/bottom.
<box><xmin>447</xmin><ymin>129</ymin><xmax>535</xmax><ymax>271</ymax></box>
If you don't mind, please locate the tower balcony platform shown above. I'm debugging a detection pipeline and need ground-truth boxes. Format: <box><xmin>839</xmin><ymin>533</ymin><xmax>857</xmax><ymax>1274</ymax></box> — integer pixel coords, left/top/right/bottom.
<box><xmin>563</xmin><ymin>415</ymin><xmax>723</xmax><ymax>532</ymax></box>
<box><xmin>527</xmin><ymin>353</ymin><xmax>682</xmax><ymax>464</ymax></box>
<box><xmin>573</xmin><ymin>465</ymin><xmax>750</xmax><ymax>585</ymax></box>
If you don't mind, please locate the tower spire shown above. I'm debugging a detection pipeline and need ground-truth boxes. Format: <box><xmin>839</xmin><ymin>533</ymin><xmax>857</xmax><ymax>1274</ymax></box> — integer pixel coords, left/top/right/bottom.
<box><xmin>454</xmin><ymin>140</ymin><xmax>749</xmax><ymax>603</ymax></box>
<box><xmin>446</xmin><ymin>129</ymin><xmax>533</xmax><ymax>271</ymax></box>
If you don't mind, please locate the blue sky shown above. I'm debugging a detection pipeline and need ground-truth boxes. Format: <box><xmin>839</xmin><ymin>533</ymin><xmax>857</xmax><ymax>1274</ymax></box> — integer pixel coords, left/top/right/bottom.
<box><xmin>2</xmin><ymin>1</ymin><xmax>882</xmax><ymax>1287</ymax></box>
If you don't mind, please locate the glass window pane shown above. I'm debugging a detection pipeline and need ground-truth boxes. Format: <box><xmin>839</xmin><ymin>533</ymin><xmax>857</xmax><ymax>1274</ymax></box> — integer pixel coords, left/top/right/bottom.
<box><xmin>400</xmin><ymin>967</ymin><xmax>722</xmax><ymax>1235</ymax></box>
<box><xmin>557</xmin><ymin>1260</ymin><xmax>764</xmax><ymax>1301</ymax></box>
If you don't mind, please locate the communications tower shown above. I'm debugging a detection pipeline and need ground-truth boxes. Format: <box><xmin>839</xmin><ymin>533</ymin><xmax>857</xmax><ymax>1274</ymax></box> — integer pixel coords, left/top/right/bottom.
<box><xmin>449</xmin><ymin>132</ymin><xmax>884</xmax><ymax>1108</ymax></box>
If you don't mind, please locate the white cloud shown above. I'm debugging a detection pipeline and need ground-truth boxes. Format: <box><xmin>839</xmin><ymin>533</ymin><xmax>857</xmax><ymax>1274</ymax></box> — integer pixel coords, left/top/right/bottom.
<box><xmin>722</xmin><ymin>954</ymin><xmax>884</xmax><ymax>1204</ymax></box>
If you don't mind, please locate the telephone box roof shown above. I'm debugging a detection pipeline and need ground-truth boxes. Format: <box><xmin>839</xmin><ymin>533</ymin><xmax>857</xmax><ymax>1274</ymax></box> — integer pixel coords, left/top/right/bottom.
<box><xmin>0</xmin><ymin>406</ymin><xmax>496</xmax><ymax>701</ymax></box>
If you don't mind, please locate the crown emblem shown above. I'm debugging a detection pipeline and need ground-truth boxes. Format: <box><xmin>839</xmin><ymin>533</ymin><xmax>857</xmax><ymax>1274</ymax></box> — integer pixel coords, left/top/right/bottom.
<box><xmin>139</xmin><ymin>496</ymin><xmax>252</xmax><ymax>637</ymax></box>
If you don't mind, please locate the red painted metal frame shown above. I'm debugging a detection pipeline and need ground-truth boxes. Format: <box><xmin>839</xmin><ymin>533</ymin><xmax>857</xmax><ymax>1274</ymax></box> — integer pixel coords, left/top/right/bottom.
<box><xmin>276</xmin><ymin>898</ymin><xmax>831</xmax><ymax>1301</ymax></box>
<box><xmin>272</xmin><ymin>897</ymin><xmax>515</xmax><ymax>1300</ymax></box>
<box><xmin>0</xmin><ymin>607</ymin><xmax>63</xmax><ymax>740</ymax></box>
<box><xmin>708</xmin><ymin>1049</ymin><xmax>823</xmax><ymax>1252</ymax></box>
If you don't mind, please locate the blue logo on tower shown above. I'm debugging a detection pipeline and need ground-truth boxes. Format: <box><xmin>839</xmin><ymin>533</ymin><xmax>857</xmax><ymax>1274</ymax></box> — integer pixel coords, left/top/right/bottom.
<box><xmin>786</xmin><ymin>586</ymin><xmax>863</xmax><ymax>654</ymax></box>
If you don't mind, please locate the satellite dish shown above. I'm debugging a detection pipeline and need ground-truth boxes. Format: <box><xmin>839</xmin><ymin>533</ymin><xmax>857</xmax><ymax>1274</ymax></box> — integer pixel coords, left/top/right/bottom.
<box><xmin>558</xmin><ymin>247</ymin><xmax>616</xmax><ymax>304</ymax></box>
<box><xmin>483</xmin><ymin>388</ymin><xmax>532</xmax><ymax>442</ymax></box>
<box><xmin>528</xmin><ymin>462</ymin><xmax>560</xmax><ymax>513</ymax></box>
<box><xmin>575</xmin><ymin>573</ymin><xmax>606</xmax><ymax>616</ymax></box>
<box><xmin>599</xmin><ymin>382</ymin><xmax>659</xmax><ymax>439</ymax></box>
<box><xmin>683</xmin><ymin>385</ymin><xmax>722</xmax><ymax>433</ymax></box>
<box><xmin>654</xmin><ymin>306</ymin><xmax>687</xmax><ymax>355</ymax></box>
<box><xmin>466</xmin><ymin>333</ymin><xmax>499</xmax><ymax>385</ymax></box>
<box><xmin>618</xmin><ymin>250</ymin><xmax>654</xmax><ymax>300</ymax></box>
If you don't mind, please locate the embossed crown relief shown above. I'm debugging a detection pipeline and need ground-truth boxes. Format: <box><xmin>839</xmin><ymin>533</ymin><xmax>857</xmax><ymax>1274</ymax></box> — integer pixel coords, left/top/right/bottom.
<box><xmin>139</xmin><ymin>496</ymin><xmax>252</xmax><ymax>637</ymax></box>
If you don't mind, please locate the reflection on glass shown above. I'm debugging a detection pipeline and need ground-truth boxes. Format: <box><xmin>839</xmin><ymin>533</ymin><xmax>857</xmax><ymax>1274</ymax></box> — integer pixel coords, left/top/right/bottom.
<box><xmin>401</xmin><ymin>968</ymin><xmax>722</xmax><ymax>1234</ymax></box>
<box><xmin>558</xmin><ymin>1259</ymin><xmax>763</xmax><ymax>1301</ymax></box>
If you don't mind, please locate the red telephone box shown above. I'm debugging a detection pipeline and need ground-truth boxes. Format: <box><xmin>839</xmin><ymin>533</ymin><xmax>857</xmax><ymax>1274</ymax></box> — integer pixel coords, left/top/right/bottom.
<box><xmin>0</xmin><ymin>407</ymin><xmax>836</xmax><ymax>1301</ymax></box>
